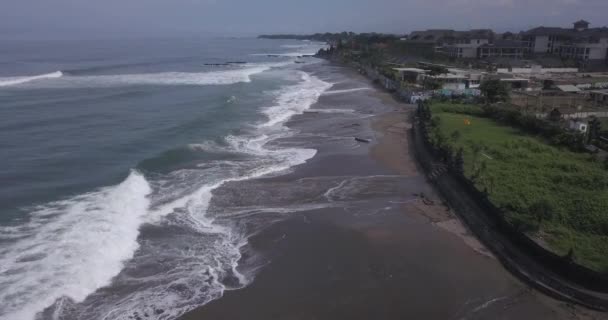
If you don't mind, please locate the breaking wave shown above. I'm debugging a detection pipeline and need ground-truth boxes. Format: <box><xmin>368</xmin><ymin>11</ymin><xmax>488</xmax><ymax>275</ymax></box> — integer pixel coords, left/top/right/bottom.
<box><xmin>0</xmin><ymin>62</ymin><xmax>292</xmax><ymax>89</ymax></box>
<box><xmin>0</xmin><ymin>71</ymin><xmax>63</xmax><ymax>87</ymax></box>
<box><xmin>0</xmin><ymin>70</ymin><xmax>332</xmax><ymax>320</ymax></box>
<box><xmin>0</xmin><ymin>171</ymin><xmax>151</xmax><ymax>320</ymax></box>
<box><xmin>250</xmin><ymin>52</ymin><xmax>316</xmax><ymax>57</ymax></box>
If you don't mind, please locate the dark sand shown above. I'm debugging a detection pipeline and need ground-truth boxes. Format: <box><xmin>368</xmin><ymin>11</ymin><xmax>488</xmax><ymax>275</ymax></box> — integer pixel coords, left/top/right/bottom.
<box><xmin>181</xmin><ymin>63</ymin><xmax>605</xmax><ymax>320</ymax></box>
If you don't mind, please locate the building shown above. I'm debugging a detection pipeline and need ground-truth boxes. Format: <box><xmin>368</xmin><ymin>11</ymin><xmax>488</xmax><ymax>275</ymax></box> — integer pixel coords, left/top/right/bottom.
<box><xmin>404</xmin><ymin>20</ymin><xmax>607</xmax><ymax>65</ymax></box>
<box><xmin>442</xmin><ymin>30</ymin><xmax>494</xmax><ymax>58</ymax></box>
<box><xmin>477</xmin><ymin>40</ymin><xmax>530</xmax><ymax>59</ymax></box>
<box><xmin>496</xmin><ymin>66</ymin><xmax>579</xmax><ymax>74</ymax></box>
<box><xmin>393</xmin><ymin>65</ymin><xmax>486</xmax><ymax>90</ymax></box>
<box><xmin>569</xmin><ymin>119</ymin><xmax>588</xmax><ymax>133</ymax></box>
<box><xmin>420</xmin><ymin>73</ymin><xmax>469</xmax><ymax>90</ymax></box>
<box><xmin>499</xmin><ymin>78</ymin><xmax>530</xmax><ymax>90</ymax></box>
<box><xmin>417</xmin><ymin>68</ymin><xmax>485</xmax><ymax>90</ymax></box>
<box><xmin>406</xmin><ymin>29</ymin><xmax>494</xmax><ymax>57</ymax></box>
<box><xmin>590</xmin><ymin>89</ymin><xmax>608</xmax><ymax>106</ymax></box>
<box><xmin>393</xmin><ymin>68</ymin><xmax>427</xmax><ymax>82</ymax></box>
<box><xmin>522</xmin><ymin>20</ymin><xmax>608</xmax><ymax>62</ymax></box>
<box><xmin>447</xmin><ymin>68</ymin><xmax>485</xmax><ymax>88</ymax></box>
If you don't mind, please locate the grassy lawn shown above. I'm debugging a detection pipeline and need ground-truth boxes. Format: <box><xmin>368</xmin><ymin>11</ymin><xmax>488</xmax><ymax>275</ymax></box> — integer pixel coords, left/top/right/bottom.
<box><xmin>428</xmin><ymin>103</ymin><xmax>608</xmax><ymax>272</ymax></box>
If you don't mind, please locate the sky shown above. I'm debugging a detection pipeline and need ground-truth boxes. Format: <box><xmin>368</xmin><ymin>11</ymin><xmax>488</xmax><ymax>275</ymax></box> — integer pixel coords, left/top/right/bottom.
<box><xmin>1</xmin><ymin>0</ymin><xmax>607</xmax><ymax>39</ymax></box>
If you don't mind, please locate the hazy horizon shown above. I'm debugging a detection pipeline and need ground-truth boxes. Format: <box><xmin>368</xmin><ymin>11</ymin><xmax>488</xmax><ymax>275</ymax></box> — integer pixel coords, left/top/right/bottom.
<box><xmin>2</xmin><ymin>0</ymin><xmax>607</xmax><ymax>40</ymax></box>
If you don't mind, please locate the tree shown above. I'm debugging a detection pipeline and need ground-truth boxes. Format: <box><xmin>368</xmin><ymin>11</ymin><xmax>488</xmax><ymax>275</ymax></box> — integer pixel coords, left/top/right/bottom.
<box><xmin>424</xmin><ymin>78</ymin><xmax>443</xmax><ymax>90</ymax></box>
<box><xmin>528</xmin><ymin>199</ymin><xmax>554</xmax><ymax>228</ymax></box>
<box><xmin>548</xmin><ymin>108</ymin><xmax>562</xmax><ymax>122</ymax></box>
<box><xmin>479</xmin><ymin>80</ymin><xmax>510</xmax><ymax>104</ymax></box>
<box><xmin>426</xmin><ymin>65</ymin><xmax>449</xmax><ymax>76</ymax></box>
<box><xmin>336</xmin><ymin>40</ymin><xmax>344</xmax><ymax>51</ymax></box>
<box><xmin>587</xmin><ymin>116</ymin><xmax>601</xmax><ymax>144</ymax></box>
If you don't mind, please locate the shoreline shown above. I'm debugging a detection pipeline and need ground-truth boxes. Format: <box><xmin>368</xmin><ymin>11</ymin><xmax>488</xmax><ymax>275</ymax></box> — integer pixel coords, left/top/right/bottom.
<box><xmin>180</xmin><ymin>61</ymin><xmax>603</xmax><ymax>319</ymax></box>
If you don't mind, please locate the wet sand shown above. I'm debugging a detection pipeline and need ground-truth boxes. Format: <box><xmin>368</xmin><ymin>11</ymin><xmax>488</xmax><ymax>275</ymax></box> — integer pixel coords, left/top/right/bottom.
<box><xmin>181</xmin><ymin>63</ymin><xmax>604</xmax><ymax>320</ymax></box>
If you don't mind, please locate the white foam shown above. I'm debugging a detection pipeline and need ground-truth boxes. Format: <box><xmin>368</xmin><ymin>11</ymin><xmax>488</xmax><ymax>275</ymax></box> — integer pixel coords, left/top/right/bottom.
<box><xmin>280</xmin><ymin>44</ymin><xmax>309</xmax><ymax>49</ymax></box>
<box><xmin>53</xmin><ymin>65</ymin><xmax>271</xmax><ymax>88</ymax></box>
<box><xmin>260</xmin><ymin>71</ymin><xmax>333</xmax><ymax>128</ymax></box>
<box><xmin>0</xmin><ymin>62</ymin><xmax>291</xmax><ymax>89</ymax></box>
<box><xmin>0</xmin><ymin>71</ymin><xmax>63</xmax><ymax>87</ymax></box>
<box><xmin>323</xmin><ymin>87</ymin><xmax>371</xmax><ymax>95</ymax></box>
<box><xmin>122</xmin><ymin>71</ymin><xmax>331</xmax><ymax>319</ymax></box>
<box><xmin>0</xmin><ymin>171</ymin><xmax>151</xmax><ymax>320</ymax></box>
<box><xmin>250</xmin><ymin>52</ymin><xmax>316</xmax><ymax>57</ymax></box>
<box><xmin>0</xmin><ymin>69</ymin><xmax>332</xmax><ymax>320</ymax></box>
<box><xmin>80</xmin><ymin>67</ymin><xmax>267</xmax><ymax>86</ymax></box>
<box><xmin>308</xmin><ymin>108</ymin><xmax>356</xmax><ymax>114</ymax></box>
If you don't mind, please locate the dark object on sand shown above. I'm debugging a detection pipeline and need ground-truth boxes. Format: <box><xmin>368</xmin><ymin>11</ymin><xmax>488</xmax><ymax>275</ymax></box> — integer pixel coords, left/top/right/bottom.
<box><xmin>355</xmin><ymin>137</ymin><xmax>371</xmax><ymax>143</ymax></box>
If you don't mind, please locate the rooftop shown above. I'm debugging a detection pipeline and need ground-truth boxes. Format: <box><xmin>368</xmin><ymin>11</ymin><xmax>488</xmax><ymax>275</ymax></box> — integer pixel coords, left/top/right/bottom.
<box><xmin>427</xmin><ymin>74</ymin><xmax>468</xmax><ymax>79</ymax></box>
<box><xmin>393</xmin><ymin>67</ymin><xmax>428</xmax><ymax>73</ymax></box>
<box><xmin>556</xmin><ymin>84</ymin><xmax>582</xmax><ymax>93</ymax></box>
<box><xmin>523</xmin><ymin>22</ymin><xmax>608</xmax><ymax>39</ymax></box>
<box><xmin>500</xmin><ymin>78</ymin><xmax>530</xmax><ymax>82</ymax></box>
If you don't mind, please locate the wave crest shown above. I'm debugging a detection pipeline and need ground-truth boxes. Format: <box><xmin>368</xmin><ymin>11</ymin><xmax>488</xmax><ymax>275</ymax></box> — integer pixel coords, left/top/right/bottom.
<box><xmin>0</xmin><ymin>71</ymin><xmax>63</xmax><ymax>87</ymax></box>
<box><xmin>0</xmin><ymin>171</ymin><xmax>151</xmax><ymax>320</ymax></box>
<box><xmin>0</xmin><ymin>62</ymin><xmax>292</xmax><ymax>88</ymax></box>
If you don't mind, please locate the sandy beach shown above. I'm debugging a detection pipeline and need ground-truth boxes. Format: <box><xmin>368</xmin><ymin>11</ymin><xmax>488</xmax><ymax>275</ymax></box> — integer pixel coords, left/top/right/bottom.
<box><xmin>180</xmin><ymin>62</ymin><xmax>604</xmax><ymax>320</ymax></box>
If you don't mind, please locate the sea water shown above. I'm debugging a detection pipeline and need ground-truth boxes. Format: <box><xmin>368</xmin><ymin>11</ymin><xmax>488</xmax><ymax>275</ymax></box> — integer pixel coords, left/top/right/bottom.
<box><xmin>0</xmin><ymin>37</ymin><xmax>329</xmax><ymax>320</ymax></box>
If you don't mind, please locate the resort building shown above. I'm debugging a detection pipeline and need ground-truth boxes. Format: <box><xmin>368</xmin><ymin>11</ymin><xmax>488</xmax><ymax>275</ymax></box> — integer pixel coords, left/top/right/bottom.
<box><xmin>477</xmin><ymin>40</ymin><xmax>530</xmax><ymax>59</ymax></box>
<box><xmin>442</xmin><ymin>30</ymin><xmax>494</xmax><ymax>58</ymax></box>
<box><xmin>404</xmin><ymin>20</ymin><xmax>607</xmax><ymax>65</ymax></box>
<box><xmin>522</xmin><ymin>20</ymin><xmax>608</xmax><ymax>62</ymax></box>
<box><xmin>405</xmin><ymin>29</ymin><xmax>494</xmax><ymax>57</ymax></box>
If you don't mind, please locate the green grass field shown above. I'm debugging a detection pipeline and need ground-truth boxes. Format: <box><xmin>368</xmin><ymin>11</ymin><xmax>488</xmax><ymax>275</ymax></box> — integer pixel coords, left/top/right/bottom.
<box><xmin>429</xmin><ymin>103</ymin><xmax>608</xmax><ymax>272</ymax></box>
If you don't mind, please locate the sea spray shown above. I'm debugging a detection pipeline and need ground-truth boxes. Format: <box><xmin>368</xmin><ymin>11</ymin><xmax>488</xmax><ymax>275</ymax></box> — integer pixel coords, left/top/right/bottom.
<box><xmin>0</xmin><ymin>171</ymin><xmax>151</xmax><ymax>320</ymax></box>
<box><xmin>0</xmin><ymin>70</ymin><xmax>331</xmax><ymax>320</ymax></box>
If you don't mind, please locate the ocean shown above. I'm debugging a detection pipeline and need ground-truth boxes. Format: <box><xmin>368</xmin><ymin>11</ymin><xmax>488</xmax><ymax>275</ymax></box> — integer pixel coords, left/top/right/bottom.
<box><xmin>0</xmin><ymin>37</ymin><xmax>330</xmax><ymax>320</ymax></box>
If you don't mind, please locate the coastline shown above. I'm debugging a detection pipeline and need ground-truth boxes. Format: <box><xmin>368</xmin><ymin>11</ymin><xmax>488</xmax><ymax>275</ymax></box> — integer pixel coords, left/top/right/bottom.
<box><xmin>179</xmin><ymin>61</ymin><xmax>604</xmax><ymax>319</ymax></box>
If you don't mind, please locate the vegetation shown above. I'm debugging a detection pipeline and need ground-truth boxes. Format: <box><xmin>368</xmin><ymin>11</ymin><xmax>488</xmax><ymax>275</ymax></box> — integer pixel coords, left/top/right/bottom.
<box><xmin>427</xmin><ymin>102</ymin><xmax>608</xmax><ymax>272</ymax></box>
<box><xmin>479</xmin><ymin>79</ymin><xmax>510</xmax><ymax>103</ymax></box>
<box><xmin>258</xmin><ymin>32</ymin><xmax>399</xmax><ymax>46</ymax></box>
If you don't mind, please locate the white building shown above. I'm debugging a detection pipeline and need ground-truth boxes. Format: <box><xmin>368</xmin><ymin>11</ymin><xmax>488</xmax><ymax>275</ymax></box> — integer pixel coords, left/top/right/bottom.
<box><xmin>522</xmin><ymin>20</ymin><xmax>608</xmax><ymax>62</ymax></box>
<box><xmin>569</xmin><ymin>119</ymin><xmax>588</xmax><ymax>133</ymax></box>
<box><xmin>590</xmin><ymin>89</ymin><xmax>608</xmax><ymax>106</ymax></box>
<box><xmin>443</xmin><ymin>30</ymin><xmax>494</xmax><ymax>58</ymax></box>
